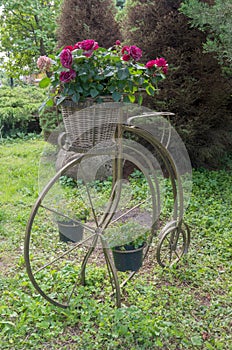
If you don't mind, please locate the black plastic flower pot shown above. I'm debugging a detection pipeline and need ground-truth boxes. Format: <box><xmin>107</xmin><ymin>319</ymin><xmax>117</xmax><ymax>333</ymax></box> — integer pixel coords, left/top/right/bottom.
<box><xmin>57</xmin><ymin>220</ymin><xmax>84</xmax><ymax>243</ymax></box>
<box><xmin>112</xmin><ymin>244</ymin><xmax>144</xmax><ymax>272</ymax></box>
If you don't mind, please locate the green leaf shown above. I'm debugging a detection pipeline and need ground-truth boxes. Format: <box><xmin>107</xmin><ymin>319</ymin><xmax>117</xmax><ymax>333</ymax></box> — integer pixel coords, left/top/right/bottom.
<box><xmin>76</xmin><ymin>85</ymin><xmax>83</xmax><ymax>93</ymax></box>
<box><xmin>128</xmin><ymin>94</ymin><xmax>135</xmax><ymax>103</ymax></box>
<box><xmin>39</xmin><ymin>77</ymin><xmax>51</xmax><ymax>88</ymax></box>
<box><xmin>123</xmin><ymin>95</ymin><xmax>130</xmax><ymax>103</ymax></box>
<box><xmin>117</xmin><ymin>67</ymin><xmax>129</xmax><ymax>80</ymax></box>
<box><xmin>46</xmin><ymin>99</ymin><xmax>54</xmax><ymax>107</ymax></box>
<box><xmin>112</xmin><ymin>91</ymin><xmax>122</xmax><ymax>102</ymax></box>
<box><xmin>97</xmin><ymin>84</ymin><xmax>104</xmax><ymax>91</ymax></box>
<box><xmin>0</xmin><ymin>320</ymin><xmax>15</xmax><ymax>326</ymax></box>
<box><xmin>90</xmin><ymin>88</ymin><xmax>99</xmax><ymax>98</ymax></box>
<box><xmin>138</xmin><ymin>94</ymin><xmax>143</xmax><ymax>105</ymax></box>
<box><xmin>104</xmin><ymin>70</ymin><xmax>115</xmax><ymax>77</ymax></box>
<box><xmin>145</xmin><ymin>85</ymin><xmax>155</xmax><ymax>96</ymax></box>
<box><xmin>72</xmin><ymin>93</ymin><xmax>80</xmax><ymax>103</ymax></box>
<box><xmin>108</xmin><ymin>85</ymin><xmax>116</xmax><ymax>93</ymax></box>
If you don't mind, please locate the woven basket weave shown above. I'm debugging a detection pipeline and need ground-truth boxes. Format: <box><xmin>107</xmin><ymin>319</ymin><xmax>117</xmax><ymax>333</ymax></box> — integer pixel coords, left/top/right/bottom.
<box><xmin>60</xmin><ymin>97</ymin><xmax>120</xmax><ymax>153</ymax></box>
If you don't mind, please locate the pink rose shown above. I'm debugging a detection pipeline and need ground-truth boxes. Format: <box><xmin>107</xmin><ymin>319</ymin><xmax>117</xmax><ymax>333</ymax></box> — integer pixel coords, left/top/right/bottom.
<box><xmin>79</xmin><ymin>39</ymin><xmax>98</xmax><ymax>51</ymax></box>
<box><xmin>145</xmin><ymin>60</ymin><xmax>156</xmax><ymax>69</ymax></box>
<box><xmin>122</xmin><ymin>54</ymin><xmax>131</xmax><ymax>61</ymax></box>
<box><xmin>154</xmin><ymin>57</ymin><xmax>168</xmax><ymax>74</ymax></box>
<box><xmin>129</xmin><ymin>45</ymin><xmax>142</xmax><ymax>61</ymax></box>
<box><xmin>59</xmin><ymin>69</ymin><xmax>76</xmax><ymax>83</ymax></box>
<box><xmin>77</xmin><ymin>39</ymin><xmax>99</xmax><ymax>57</ymax></box>
<box><xmin>60</xmin><ymin>49</ymin><xmax>73</xmax><ymax>68</ymax></box>
<box><xmin>121</xmin><ymin>46</ymin><xmax>130</xmax><ymax>55</ymax></box>
<box><xmin>154</xmin><ymin>57</ymin><xmax>167</xmax><ymax>67</ymax></box>
<box><xmin>115</xmin><ymin>40</ymin><xmax>121</xmax><ymax>46</ymax></box>
<box><xmin>93</xmin><ymin>41</ymin><xmax>99</xmax><ymax>50</ymax></box>
<box><xmin>37</xmin><ymin>56</ymin><xmax>52</xmax><ymax>71</ymax></box>
<box><xmin>73</xmin><ymin>42</ymin><xmax>82</xmax><ymax>50</ymax></box>
<box><xmin>146</xmin><ymin>57</ymin><xmax>168</xmax><ymax>74</ymax></box>
<box><xmin>121</xmin><ymin>46</ymin><xmax>131</xmax><ymax>61</ymax></box>
<box><xmin>162</xmin><ymin>65</ymin><xmax>168</xmax><ymax>74</ymax></box>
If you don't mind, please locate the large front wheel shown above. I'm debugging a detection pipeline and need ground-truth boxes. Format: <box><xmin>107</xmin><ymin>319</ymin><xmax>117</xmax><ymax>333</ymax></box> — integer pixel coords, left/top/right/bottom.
<box><xmin>25</xmin><ymin>143</ymin><xmax>159</xmax><ymax>308</ymax></box>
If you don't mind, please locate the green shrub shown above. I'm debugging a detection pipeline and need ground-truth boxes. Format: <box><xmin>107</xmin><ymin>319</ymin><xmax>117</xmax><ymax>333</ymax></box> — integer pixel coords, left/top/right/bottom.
<box><xmin>0</xmin><ymin>86</ymin><xmax>45</xmax><ymax>137</ymax></box>
<box><xmin>121</xmin><ymin>0</ymin><xmax>232</xmax><ymax>168</ymax></box>
<box><xmin>56</xmin><ymin>0</ymin><xmax>122</xmax><ymax>48</ymax></box>
<box><xmin>180</xmin><ymin>0</ymin><xmax>232</xmax><ymax>75</ymax></box>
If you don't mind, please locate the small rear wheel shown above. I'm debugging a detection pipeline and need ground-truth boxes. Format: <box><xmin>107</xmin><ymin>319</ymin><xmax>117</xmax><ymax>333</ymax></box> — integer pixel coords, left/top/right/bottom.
<box><xmin>156</xmin><ymin>221</ymin><xmax>190</xmax><ymax>268</ymax></box>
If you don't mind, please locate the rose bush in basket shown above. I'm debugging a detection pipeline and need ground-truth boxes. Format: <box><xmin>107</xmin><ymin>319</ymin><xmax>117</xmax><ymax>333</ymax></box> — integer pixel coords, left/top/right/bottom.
<box><xmin>37</xmin><ymin>39</ymin><xmax>168</xmax><ymax>107</ymax></box>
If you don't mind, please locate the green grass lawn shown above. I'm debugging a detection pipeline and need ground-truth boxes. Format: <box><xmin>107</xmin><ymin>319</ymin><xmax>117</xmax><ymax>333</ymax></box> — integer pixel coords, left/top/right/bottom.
<box><xmin>0</xmin><ymin>139</ymin><xmax>231</xmax><ymax>349</ymax></box>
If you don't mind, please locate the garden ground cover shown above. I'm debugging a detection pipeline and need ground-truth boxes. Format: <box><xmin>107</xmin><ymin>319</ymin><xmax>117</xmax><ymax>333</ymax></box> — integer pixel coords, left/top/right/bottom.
<box><xmin>0</xmin><ymin>138</ymin><xmax>231</xmax><ymax>349</ymax></box>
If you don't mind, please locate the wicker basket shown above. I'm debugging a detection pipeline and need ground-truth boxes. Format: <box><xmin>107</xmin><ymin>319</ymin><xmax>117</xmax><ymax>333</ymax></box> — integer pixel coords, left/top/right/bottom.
<box><xmin>60</xmin><ymin>97</ymin><xmax>121</xmax><ymax>153</ymax></box>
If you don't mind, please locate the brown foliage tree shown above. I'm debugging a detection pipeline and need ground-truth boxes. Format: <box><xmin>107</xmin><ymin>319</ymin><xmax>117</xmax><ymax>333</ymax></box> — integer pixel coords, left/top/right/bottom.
<box><xmin>121</xmin><ymin>0</ymin><xmax>232</xmax><ymax>168</ymax></box>
<box><xmin>57</xmin><ymin>0</ymin><xmax>122</xmax><ymax>48</ymax></box>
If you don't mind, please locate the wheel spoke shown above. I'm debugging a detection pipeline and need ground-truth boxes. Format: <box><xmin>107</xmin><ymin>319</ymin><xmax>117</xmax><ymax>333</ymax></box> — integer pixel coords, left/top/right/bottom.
<box><xmin>109</xmin><ymin>198</ymin><xmax>149</xmax><ymax>225</ymax></box>
<box><xmin>67</xmin><ymin>273</ymin><xmax>81</xmax><ymax>304</ymax></box>
<box><xmin>173</xmin><ymin>249</ymin><xmax>181</xmax><ymax>259</ymax></box>
<box><xmin>34</xmin><ymin>233</ymin><xmax>96</xmax><ymax>274</ymax></box>
<box><xmin>162</xmin><ymin>249</ymin><xmax>171</xmax><ymax>262</ymax></box>
<box><xmin>174</xmin><ymin>250</ymin><xmax>180</xmax><ymax>260</ymax></box>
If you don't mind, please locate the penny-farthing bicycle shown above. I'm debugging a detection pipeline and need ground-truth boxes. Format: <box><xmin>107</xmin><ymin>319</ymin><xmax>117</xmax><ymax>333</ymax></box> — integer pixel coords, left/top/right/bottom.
<box><xmin>24</xmin><ymin>102</ymin><xmax>191</xmax><ymax>308</ymax></box>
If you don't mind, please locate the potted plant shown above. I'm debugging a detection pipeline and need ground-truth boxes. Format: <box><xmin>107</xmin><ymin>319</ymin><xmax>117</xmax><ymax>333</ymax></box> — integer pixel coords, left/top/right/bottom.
<box><xmin>37</xmin><ymin>39</ymin><xmax>168</xmax><ymax>107</ymax></box>
<box><xmin>57</xmin><ymin>218</ymin><xmax>84</xmax><ymax>243</ymax></box>
<box><xmin>106</xmin><ymin>221</ymin><xmax>149</xmax><ymax>272</ymax></box>
<box><xmin>56</xmin><ymin>192</ymin><xmax>90</xmax><ymax>243</ymax></box>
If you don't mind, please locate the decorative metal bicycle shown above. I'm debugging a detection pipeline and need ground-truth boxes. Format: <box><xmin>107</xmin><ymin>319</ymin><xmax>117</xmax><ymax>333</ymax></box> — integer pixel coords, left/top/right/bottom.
<box><xmin>24</xmin><ymin>102</ymin><xmax>191</xmax><ymax>308</ymax></box>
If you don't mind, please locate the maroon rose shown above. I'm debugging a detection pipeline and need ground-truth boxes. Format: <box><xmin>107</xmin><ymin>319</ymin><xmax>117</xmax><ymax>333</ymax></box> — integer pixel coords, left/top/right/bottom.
<box><xmin>122</xmin><ymin>54</ymin><xmax>131</xmax><ymax>61</ymax></box>
<box><xmin>77</xmin><ymin>40</ymin><xmax>99</xmax><ymax>57</ymax></box>
<box><xmin>73</xmin><ymin>42</ymin><xmax>82</xmax><ymax>50</ymax></box>
<box><xmin>145</xmin><ymin>60</ymin><xmax>156</xmax><ymax>69</ymax></box>
<box><xmin>93</xmin><ymin>41</ymin><xmax>99</xmax><ymax>50</ymax></box>
<box><xmin>129</xmin><ymin>45</ymin><xmax>142</xmax><ymax>61</ymax></box>
<box><xmin>154</xmin><ymin>57</ymin><xmax>167</xmax><ymax>67</ymax></box>
<box><xmin>154</xmin><ymin>57</ymin><xmax>168</xmax><ymax>74</ymax></box>
<box><xmin>79</xmin><ymin>39</ymin><xmax>97</xmax><ymax>51</ymax></box>
<box><xmin>121</xmin><ymin>46</ymin><xmax>130</xmax><ymax>55</ymax></box>
<box><xmin>162</xmin><ymin>65</ymin><xmax>168</xmax><ymax>74</ymax></box>
<box><xmin>59</xmin><ymin>69</ymin><xmax>76</xmax><ymax>83</ymax></box>
<box><xmin>60</xmin><ymin>49</ymin><xmax>73</xmax><ymax>68</ymax></box>
<box><xmin>121</xmin><ymin>46</ymin><xmax>131</xmax><ymax>61</ymax></box>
